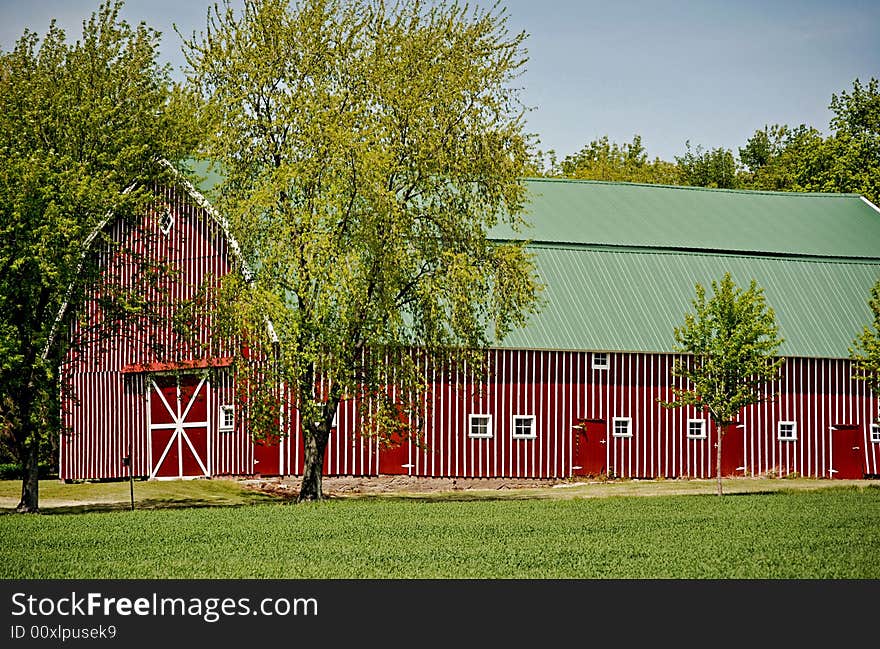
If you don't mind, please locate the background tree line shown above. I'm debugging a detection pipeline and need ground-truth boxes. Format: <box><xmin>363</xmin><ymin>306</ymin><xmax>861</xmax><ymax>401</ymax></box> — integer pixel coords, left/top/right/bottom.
<box><xmin>537</xmin><ymin>77</ymin><xmax>880</xmax><ymax>206</ymax></box>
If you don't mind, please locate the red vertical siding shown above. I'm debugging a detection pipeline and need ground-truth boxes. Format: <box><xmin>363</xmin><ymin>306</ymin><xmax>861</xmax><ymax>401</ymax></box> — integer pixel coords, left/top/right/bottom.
<box><xmin>267</xmin><ymin>349</ymin><xmax>873</xmax><ymax>481</ymax></box>
<box><xmin>59</xmin><ymin>184</ymin><xmax>250</xmax><ymax>480</ymax></box>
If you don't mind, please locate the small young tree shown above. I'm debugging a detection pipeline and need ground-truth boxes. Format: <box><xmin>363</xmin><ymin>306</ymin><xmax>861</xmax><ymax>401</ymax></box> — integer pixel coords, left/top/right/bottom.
<box><xmin>850</xmin><ymin>279</ymin><xmax>880</xmax><ymax>412</ymax></box>
<box><xmin>663</xmin><ymin>273</ymin><xmax>784</xmax><ymax>495</ymax></box>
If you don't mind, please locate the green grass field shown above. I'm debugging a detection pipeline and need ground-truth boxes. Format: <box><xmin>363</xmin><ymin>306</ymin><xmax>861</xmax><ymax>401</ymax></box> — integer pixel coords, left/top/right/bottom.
<box><xmin>1</xmin><ymin>480</ymin><xmax>877</xmax><ymax>578</ymax></box>
<box><xmin>0</xmin><ymin>477</ymin><xmax>278</xmax><ymax>513</ymax></box>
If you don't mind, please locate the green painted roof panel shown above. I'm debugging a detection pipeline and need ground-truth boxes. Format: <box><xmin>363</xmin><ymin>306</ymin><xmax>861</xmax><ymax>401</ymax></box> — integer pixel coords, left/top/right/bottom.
<box><xmin>499</xmin><ymin>246</ymin><xmax>879</xmax><ymax>359</ymax></box>
<box><xmin>494</xmin><ymin>179</ymin><xmax>880</xmax><ymax>259</ymax></box>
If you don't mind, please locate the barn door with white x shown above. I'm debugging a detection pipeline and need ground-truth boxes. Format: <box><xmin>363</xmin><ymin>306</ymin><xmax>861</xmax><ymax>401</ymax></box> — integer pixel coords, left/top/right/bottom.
<box><xmin>148</xmin><ymin>374</ymin><xmax>210</xmax><ymax>479</ymax></box>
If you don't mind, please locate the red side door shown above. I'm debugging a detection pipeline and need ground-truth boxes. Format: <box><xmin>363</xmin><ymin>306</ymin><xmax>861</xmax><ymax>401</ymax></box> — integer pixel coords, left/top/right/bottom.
<box><xmin>378</xmin><ymin>431</ymin><xmax>410</xmax><ymax>475</ymax></box>
<box><xmin>830</xmin><ymin>424</ymin><xmax>865</xmax><ymax>479</ymax></box>
<box><xmin>252</xmin><ymin>402</ymin><xmax>283</xmax><ymax>477</ymax></box>
<box><xmin>253</xmin><ymin>435</ymin><xmax>282</xmax><ymax>476</ymax></box>
<box><xmin>720</xmin><ymin>423</ymin><xmax>746</xmax><ymax>476</ymax></box>
<box><xmin>572</xmin><ymin>419</ymin><xmax>607</xmax><ymax>477</ymax></box>
<box><xmin>149</xmin><ymin>374</ymin><xmax>210</xmax><ymax>479</ymax></box>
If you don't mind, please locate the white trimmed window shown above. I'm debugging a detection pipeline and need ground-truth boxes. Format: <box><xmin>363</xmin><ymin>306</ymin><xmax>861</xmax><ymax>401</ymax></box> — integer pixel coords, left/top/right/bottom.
<box><xmin>468</xmin><ymin>414</ymin><xmax>493</xmax><ymax>439</ymax></box>
<box><xmin>219</xmin><ymin>405</ymin><xmax>235</xmax><ymax>432</ymax></box>
<box><xmin>687</xmin><ymin>418</ymin><xmax>707</xmax><ymax>439</ymax></box>
<box><xmin>592</xmin><ymin>352</ymin><xmax>609</xmax><ymax>370</ymax></box>
<box><xmin>612</xmin><ymin>417</ymin><xmax>632</xmax><ymax>438</ymax></box>
<box><xmin>512</xmin><ymin>415</ymin><xmax>537</xmax><ymax>439</ymax></box>
<box><xmin>159</xmin><ymin>208</ymin><xmax>174</xmax><ymax>235</ymax></box>
<box><xmin>871</xmin><ymin>424</ymin><xmax>880</xmax><ymax>444</ymax></box>
<box><xmin>778</xmin><ymin>420</ymin><xmax>797</xmax><ymax>441</ymax></box>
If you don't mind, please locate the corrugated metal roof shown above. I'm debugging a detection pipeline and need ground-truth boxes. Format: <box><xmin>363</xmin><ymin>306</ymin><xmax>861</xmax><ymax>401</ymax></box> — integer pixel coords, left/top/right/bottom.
<box><xmin>490</xmin><ymin>179</ymin><xmax>880</xmax><ymax>359</ymax></box>
<box><xmin>187</xmin><ymin>163</ymin><xmax>880</xmax><ymax>359</ymax></box>
<box><xmin>493</xmin><ymin>179</ymin><xmax>880</xmax><ymax>259</ymax></box>
<box><xmin>498</xmin><ymin>246</ymin><xmax>879</xmax><ymax>359</ymax></box>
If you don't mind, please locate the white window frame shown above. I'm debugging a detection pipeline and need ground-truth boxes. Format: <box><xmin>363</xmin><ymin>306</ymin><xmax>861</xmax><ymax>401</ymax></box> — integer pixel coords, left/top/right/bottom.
<box><xmin>219</xmin><ymin>404</ymin><xmax>235</xmax><ymax>432</ymax></box>
<box><xmin>592</xmin><ymin>352</ymin><xmax>609</xmax><ymax>371</ymax></box>
<box><xmin>468</xmin><ymin>414</ymin><xmax>493</xmax><ymax>439</ymax></box>
<box><xmin>871</xmin><ymin>423</ymin><xmax>880</xmax><ymax>444</ymax></box>
<box><xmin>612</xmin><ymin>416</ymin><xmax>632</xmax><ymax>438</ymax></box>
<box><xmin>778</xmin><ymin>420</ymin><xmax>797</xmax><ymax>441</ymax></box>
<box><xmin>159</xmin><ymin>208</ymin><xmax>174</xmax><ymax>235</ymax></box>
<box><xmin>512</xmin><ymin>415</ymin><xmax>537</xmax><ymax>440</ymax></box>
<box><xmin>687</xmin><ymin>418</ymin><xmax>707</xmax><ymax>439</ymax></box>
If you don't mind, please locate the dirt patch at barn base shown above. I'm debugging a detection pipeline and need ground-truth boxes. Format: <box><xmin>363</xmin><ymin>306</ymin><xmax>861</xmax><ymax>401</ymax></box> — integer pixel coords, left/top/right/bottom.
<box><xmin>240</xmin><ymin>475</ymin><xmax>571</xmax><ymax>500</ymax></box>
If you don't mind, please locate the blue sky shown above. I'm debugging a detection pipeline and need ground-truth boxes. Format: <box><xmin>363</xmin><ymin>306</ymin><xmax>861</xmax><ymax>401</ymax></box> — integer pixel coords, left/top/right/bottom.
<box><xmin>1</xmin><ymin>0</ymin><xmax>878</xmax><ymax>162</ymax></box>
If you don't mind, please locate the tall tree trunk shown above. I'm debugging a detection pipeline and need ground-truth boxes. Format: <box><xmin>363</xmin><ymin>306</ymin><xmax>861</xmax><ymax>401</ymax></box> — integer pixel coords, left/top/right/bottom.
<box><xmin>17</xmin><ymin>437</ymin><xmax>40</xmax><ymax>513</ymax></box>
<box><xmin>298</xmin><ymin>424</ymin><xmax>328</xmax><ymax>502</ymax></box>
<box><xmin>716</xmin><ymin>423</ymin><xmax>724</xmax><ymax>497</ymax></box>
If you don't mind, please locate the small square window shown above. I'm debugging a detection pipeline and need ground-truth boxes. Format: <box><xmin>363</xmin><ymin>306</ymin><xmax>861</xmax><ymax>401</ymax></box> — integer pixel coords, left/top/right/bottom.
<box><xmin>469</xmin><ymin>414</ymin><xmax>492</xmax><ymax>438</ymax></box>
<box><xmin>687</xmin><ymin>418</ymin><xmax>707</xmax><ymax>439</ymax></box>
<box><xmin>219</xmin><ymin>405</ymin><xmax>235</xmax><ymax>432</ymax></box>
<box><xmin>612</xmin><ymin>417</ymin><xmax>632</xmax><ymax>438</ymax></box>
<box><xmin>159</xmin><ymin>208</ymin><xmax>174</xmax><ymax>235</ymax></box>
<box><xmin>512</xmin><ymin>415</ymin><xmax>537</xmax><ymax>439</ymax></box>
<box><xmin>778</xmin><ymin>420</ymin><xmax>797</xmax><ymax>441</ymax></box>
<box><xmin>593</xmin><ymin>353</ymin><xmax>609</xmax><ymax>370</ymax></box>
<box><xmin>871</xmin><ymin>424</ymin><xmax>880</xmax><ymax>444</ymax></box>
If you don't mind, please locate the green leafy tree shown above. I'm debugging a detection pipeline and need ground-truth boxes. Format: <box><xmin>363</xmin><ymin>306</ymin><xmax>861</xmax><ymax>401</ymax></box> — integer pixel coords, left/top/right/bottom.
<box><xmin>850</xmin><ymin>279</ymin><xmax>880</xmax><ymax>409</ymax></box>
<box><xmin>738</xmin><ymin>124</ymin><xmax>829</xmax><ymax>192</ymax></box>
<box><xmin>0</xmin><ymin>1</ymin><xmax>195</xmax><ymax>512</ymax></box>
<box><xmin>738</xmin><ymin>78</ymin><xmax>880</xmax><ymax>204</ymax></box>
<box><xmin>555</xmin><ymin>135</ymin><xmax>682</xmax><ymax>184</ymax></box>
<box><xmin>183</xmin><ymin>0</ymin><xmax>541</xmax><ymax>501</ymax></box>
<box><xmin>663</xmin><ymin>273</ymin><xmax>784</xmax><ymax>495</ymax></box>
<box><xmin>675</xmin><ymin>141</ymin><xmax>741</xmax><ymax>189</ymax></box>
<box><xmin>825</xmin><ymin>77</ymin><xmax>880</xmax><ymax>204</ymax></box>
<box><xmin>738</xmin><ymin>124</ymin><xmax>792</xmax><ymax>172</ymax></box>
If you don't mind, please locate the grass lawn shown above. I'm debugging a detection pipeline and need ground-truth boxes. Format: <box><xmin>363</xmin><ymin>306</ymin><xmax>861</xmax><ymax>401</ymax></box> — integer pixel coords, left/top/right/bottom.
<box><xmin>1</xmin><ymin>479</ymin><xmax>877</xmax><ymax>578</ymax></box>
<box><xmin>0</xmin><ymin>477</ymin><xmax>278</xmax><ymax>513</ymax></box>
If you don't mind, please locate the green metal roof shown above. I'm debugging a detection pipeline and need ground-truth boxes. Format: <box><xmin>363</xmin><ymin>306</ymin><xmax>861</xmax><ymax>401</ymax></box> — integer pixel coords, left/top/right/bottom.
<box><xmin>495</xmin><ymin>178</ymin><xmax>880</xmax><ymax>259</ymax></box>
<box><xmin>500</xmin><ymin>246</ymin><xmax>879</xmax><ymax>358</ymax></box>
<box><xmin>495</xmin><ymin>180</ymin><xmax>880</xmax><ymax>359</ymax></box>
<box><xmin>183</xmin><ymin>164</ymin><xmax>880</xmax><ymax>359</ymax></box>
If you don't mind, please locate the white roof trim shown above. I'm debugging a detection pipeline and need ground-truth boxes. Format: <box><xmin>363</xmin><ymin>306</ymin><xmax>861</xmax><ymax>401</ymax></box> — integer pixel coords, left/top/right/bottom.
<box><xmin>860</xmin><ymin>195</ymin><xmax>880</xmax><ymax>215</ymax></box>
<box><xmin>42</xmin><ymin>182</ymin><xmax>137</xmax><ymax>361</ymax></box>
<box><xmin>46</xmin><ymin>160</ymin><xmax>278</xmax><ymax>362</ymax></box>
<box><xmin>159</xmin><ymin>159</ymin><xmax>251</xmax><ymax>282</ymax></box>
<box><xmin>160</xmin><ymin>159</ymin><xmax>278</xmax><ymax>344</ymax></box>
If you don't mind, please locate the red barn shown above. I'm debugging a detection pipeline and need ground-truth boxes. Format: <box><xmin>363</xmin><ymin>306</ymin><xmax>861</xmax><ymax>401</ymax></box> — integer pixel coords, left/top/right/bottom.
<box><xmin>59</xmin><ymin>175</ymin><xmax>880</xmax><ymax>481</ymax></box>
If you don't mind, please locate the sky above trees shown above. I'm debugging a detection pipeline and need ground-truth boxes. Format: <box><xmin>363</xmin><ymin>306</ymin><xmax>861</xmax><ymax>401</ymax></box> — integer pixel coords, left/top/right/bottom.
<box><xmin>1</xmin><ymin>0</ymin><xmax>878</xmax><ymax>162</ymax></box>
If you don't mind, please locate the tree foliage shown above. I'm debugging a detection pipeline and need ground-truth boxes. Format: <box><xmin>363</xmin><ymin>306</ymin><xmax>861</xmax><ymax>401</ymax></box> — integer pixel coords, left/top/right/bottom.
<box><xmin>664</xmin><ymin>273</ymin><xmax>784</xmax><ymax>495</ymax></box>
<box><xmin>548</xmin><ymin>135</ymin><xmax>739</xmax><ymax>189</ymax></box>
<box><xmin>850</xmin><ymin>279</ymin><xmax>880</xmax><ymax>405</ymax></box>
<box><xmin>825</xmin><ymin>77</ymin><xmax>880</xmax><ymax>204</ymax></box>
<box><xmin>737</xmin><ymin>78</ymin><xmax>880</xmax><ymax>203</ymax></box>
<box><xmin>553</xmin><ymin>135</ymin><xmax>682</xmax><ymax>184</ymax></box>
<box><xmin>738</xmin><ymin>124</ymin><xmax>828</xmax><ymax>192</ymax></box>
<box><xmin>675</xmin><ymin>141</ymin><xmax>740</xmax><ymax>189</ymax></box>
<box><xmin>551</xmin><ymin>78</ymin><xmax>880</xmax><ymax>204</ymax></box>
<box><xmin>183</xmin><ymin>0</ymin><xmax>541</xmax><ymax>501</ymax></box>
<box><xmin>0</xmin><ymin>0</ymin><xmax>195</xmax><ymax>512</ymax></box>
